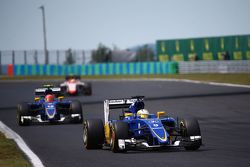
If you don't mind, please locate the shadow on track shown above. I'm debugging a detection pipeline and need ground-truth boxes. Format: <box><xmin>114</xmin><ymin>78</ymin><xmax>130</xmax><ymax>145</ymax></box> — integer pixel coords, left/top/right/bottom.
<box><xmin>1</xmin><ymin>90</ymin><xmax>250</xmax><ymax>110</ymax></box>
<box><xmin>94</xmin><ymin>146</ymin><xmax>212</xmax><ymax>154</ymax></box>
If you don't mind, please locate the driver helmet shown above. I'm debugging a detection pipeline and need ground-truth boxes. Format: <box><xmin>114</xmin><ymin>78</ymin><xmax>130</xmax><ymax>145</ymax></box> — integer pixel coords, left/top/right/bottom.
<box><xmin>45</xmin><ymin>94</ymin><xmax>54</xmax><ymax>102</ymax></box>
<box><xmin>137</xmin><ymin>109</ymin><xmax>149</xmax><ymax>119</ymax></box>
<box><xmin>70</xmin><ymin>78</ymin><xmax>76</xmax><ymax>82</ymax></box>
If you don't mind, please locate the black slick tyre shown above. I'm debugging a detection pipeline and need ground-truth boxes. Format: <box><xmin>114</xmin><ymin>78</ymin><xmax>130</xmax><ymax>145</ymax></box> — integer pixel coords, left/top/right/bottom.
<box><xmin>110</xmin><ymin>121</ymin><xmax>129</xmax><ymax>153</ymax></box>
<box><xmin>83</xmin><ymin>119</ymin><xmax>104</xmax><ymax>149</ymax></box>
<box><xmin>181</xmin><ymin>118</ymin><xmax>202</xmax><ymax>150</ymax></box>
<box><xmin>70</xmin><ymin>100</ymin><xmax>83</xmax><ymax>123</ymax></box>
<box><xmin>84</xmin><ymin>83</ymin><xmax>92</xmax><ymax>96</ymax></box>
<box><xmin>17</xmin><ymin>102</ymin><xmax>30</xmax><ymax>126</ymax></box>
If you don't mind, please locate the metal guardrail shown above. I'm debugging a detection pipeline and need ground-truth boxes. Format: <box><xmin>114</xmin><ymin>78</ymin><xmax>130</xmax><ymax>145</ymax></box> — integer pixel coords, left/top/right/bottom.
<box><xmin>179</xmin><ymin>60</ymin><xmax>250</xmax><ymax>73</ymax></box>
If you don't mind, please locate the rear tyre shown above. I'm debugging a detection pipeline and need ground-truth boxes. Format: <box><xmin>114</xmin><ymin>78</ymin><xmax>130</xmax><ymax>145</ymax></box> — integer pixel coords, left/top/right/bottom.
<box><xmin>70</xmin><ymin>100</ymin><xmax>83</xmax><ymax>123</ymax></box>
<box><xmin>84</xmin><ymin>83</ymin><xmax>92</xmax><ymax>96</ymax></box>
<box><xmin>60</xmin><ymin>86</ymin><xmax>67</xmax><ymax>95</ymax></box>
<box><xmin>181</xmin><ymin>118</ymin><xmax>202</xmax><ymax>150</ymax></box>
<box><xmin>17</xmin><ymin>103</ymin><xmax>30</xmax><ymax>126</ymax></box>
<box><xmin>111</xmin><ymin>121</ymin><xmax>129</xmax><ymax>153</ymax></box>
<box><xmin>83</xmin><ymin>119</ymin><xmax>104</xmax><ymax>149</ymax></box>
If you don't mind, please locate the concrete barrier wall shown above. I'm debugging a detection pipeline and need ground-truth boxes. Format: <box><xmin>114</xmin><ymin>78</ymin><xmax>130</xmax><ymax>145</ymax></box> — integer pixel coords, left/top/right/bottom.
<box><xmin>179</xmin><ymin>60</ymin><xmax>250</xmax><ymax>73</ymax></box>
<box><xmin>2</xmin><ymin>62</ymin><xmax>178</xmax><ymax>76</ymax></box>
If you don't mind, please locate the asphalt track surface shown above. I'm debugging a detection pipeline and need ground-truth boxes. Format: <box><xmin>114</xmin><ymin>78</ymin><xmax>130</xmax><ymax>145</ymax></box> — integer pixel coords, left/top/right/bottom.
<box><xmin>0</xmin><ymin>79</ymin><xmax>250</xmax><ymax>167</ymax></box>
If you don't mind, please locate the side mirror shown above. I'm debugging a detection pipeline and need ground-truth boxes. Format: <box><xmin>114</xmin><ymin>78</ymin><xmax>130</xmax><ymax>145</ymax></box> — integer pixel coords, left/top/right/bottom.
<box><xmin>58</xmin><ymin>96</ymin><xmax>64</xmax><ymax>101</ymax></box>
<box><xmin>34</xmin><ymin>97</ymin><xmax>40</xmax><ymax>101</ymax></box>
<box><xmin>157</xmin><ymin>111</ymin><xmax>166</xmax><ymax>118</ymax></box>
<box><xmin>124</xmin><ymin>113</ymin><xmax>133</xmax><ymax>117</ymax></box>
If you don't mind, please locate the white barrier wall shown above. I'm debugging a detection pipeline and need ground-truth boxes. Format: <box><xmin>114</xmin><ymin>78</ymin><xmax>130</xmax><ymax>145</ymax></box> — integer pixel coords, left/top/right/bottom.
<box><xmin>179</xmin><ymin>60</ymin><xmax>250</xmax><ymax>74</ymax></box>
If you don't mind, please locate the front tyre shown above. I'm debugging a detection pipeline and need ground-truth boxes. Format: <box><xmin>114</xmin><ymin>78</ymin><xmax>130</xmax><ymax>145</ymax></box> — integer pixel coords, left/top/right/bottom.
<box><xmin>17</xmin><ymin>103</ymin><xmax>30</xmax><ymax>126</ymax></box>
<box><xmin>110</xmin><ymin>121</ymin><xmax>129</xmax><ymax>153</ymax></box>
<box><xmin>180</xmin><ymin>118</ymin><xmax>202</xmax><ymax>150</ymax></box>
<box><xmin>83</xmin><ymin>119</ymin><xmax>104</xmax><ymax>149</ymax></box>
<box><xmin>70</xmin><ymin>100</ymin><xmax>83</xmax><ymax>123</ymax></box>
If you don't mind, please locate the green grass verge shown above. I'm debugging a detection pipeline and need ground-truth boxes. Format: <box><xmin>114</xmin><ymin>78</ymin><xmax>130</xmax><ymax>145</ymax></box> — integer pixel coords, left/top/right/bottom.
<box><xmin>0</xmin><ymin>132</ymin><xmax>31</xmax><ymax>167</ymax></box>
<box><xmin>1</xmin><ymin>73</ymin><xmax>250</xmax><ymax>85</ymax></box>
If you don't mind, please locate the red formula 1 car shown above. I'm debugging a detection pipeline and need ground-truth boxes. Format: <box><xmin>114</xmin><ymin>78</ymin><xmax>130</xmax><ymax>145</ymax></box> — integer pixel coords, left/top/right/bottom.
<box><xmin>60</xmin><ymin>75</ymin><xmax>92</xmax><ymax>96</ymax></box>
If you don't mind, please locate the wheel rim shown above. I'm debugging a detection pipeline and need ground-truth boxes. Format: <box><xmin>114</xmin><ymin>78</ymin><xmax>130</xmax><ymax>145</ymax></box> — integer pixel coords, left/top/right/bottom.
<box><xmin>111</xmin><ymin>131</ymin><xmax>115</xmax><ymax>150</ymax></box>
<box><xmin>83</xmin><ymin>126</ymin><xmax>88</xmax><ymax>147</ymax></box>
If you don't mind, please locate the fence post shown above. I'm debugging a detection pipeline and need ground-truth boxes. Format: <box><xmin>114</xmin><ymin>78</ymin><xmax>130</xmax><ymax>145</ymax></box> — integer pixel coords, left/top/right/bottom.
<box><xmin>0</xmin><ymin>51</ymin><xmax>2</xmax><ymax>75</ymax></box>
<box><xmin>64</xmin><ymin>50</ymin><xmax>66</xmax><ymax>64</ymax></box>
<box><xmin>24</xmin><ymin>50</ymin><xmax>27</xmax><ymax>65</ymax></box>
<box><xmin>82</xmin><ymin>50</ymin><xmax>85</xmax><ymax>64</ymax></box>
<box><xmin>47</xmin><ymin>50</ymin><xmax>49</xmax><ymax>64</ymax></box>
<box><xmin>34</xmin><ymin>50</ymin><xmax>38</xmax><ymax>64</ymax></box>
<box><xmin>12</xmin><ymin>50</ymin><xmax>15</xmax><ymax>65</ymax></box>
<box><xmin>56</xmin><ymin>50</ymin><xmax>59</xmax><ymax>65</ymax></box>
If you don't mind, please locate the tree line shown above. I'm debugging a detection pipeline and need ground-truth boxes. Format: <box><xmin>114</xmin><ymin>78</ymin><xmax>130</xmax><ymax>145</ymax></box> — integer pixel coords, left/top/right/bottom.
<box><xmin>64</xmin><ymin>43</ymin><xmax>155</xmax><ymax>64</ymax></box>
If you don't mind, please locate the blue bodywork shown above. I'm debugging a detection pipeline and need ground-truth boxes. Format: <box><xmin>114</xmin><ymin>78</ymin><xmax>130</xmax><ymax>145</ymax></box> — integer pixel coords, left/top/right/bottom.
<box><xmin>18</xmin><ymin>86</ymin><xmax>83</xmax><ymax>126</ymax></box>
<box><xmin>110</xmin><ymin>98</ymin><xmax>176</xmax><ymax>146</ymax></box>
<box><xmin>28</xmin><ymin>96</ymin><xmax>72</xmax><ymax>121</ymax></box>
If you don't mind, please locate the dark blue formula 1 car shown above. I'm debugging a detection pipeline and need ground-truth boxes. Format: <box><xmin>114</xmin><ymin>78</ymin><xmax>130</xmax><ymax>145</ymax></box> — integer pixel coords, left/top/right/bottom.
<box><xmin>17</xmin><ymin>85</ymin><xmax>83</xmax><ymax>126</ymax></box>
<box><xmin>83</xmin><ymin>96</ymin><xmax>202</xmax><ymax>152</ymax></box>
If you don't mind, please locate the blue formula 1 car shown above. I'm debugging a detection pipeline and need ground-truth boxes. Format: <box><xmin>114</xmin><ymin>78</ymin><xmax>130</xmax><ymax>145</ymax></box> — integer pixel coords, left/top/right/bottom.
<box><xmin>17</xmin><ymin>85</ymin><xmax>83</xmax><ymax>126</ymax></box>
<box><xmin>83</xmin><ymin>96</ymin><xmax>202</xmax><ymax>152</ymax></box>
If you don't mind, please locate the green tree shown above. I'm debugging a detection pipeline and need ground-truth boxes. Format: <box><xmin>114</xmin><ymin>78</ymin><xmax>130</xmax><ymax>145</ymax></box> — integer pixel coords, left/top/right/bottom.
<box><xmin>91</xmin><ymin>43</ymin><xmax>112</xmax><ymax>63</ymax></box>
<box><xmin>135</xmin><ymin>44</ymin><xmax>155</xmax><ymax>62</ymax></box>
<box><xmin>64</xmin><ymin>48</ymin><xmax>76</xmax><ymax>64</ymax></box>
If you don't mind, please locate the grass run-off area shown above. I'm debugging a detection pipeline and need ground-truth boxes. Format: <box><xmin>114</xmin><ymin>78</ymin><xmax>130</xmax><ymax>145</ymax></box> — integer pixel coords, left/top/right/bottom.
<box><xmin>1</xmin><ymin>73</ymin><xmax>250</xmax><ymax>85</ymax></box>
<box><xmin>0</xmin><ymin>132</ymin><xmax>31</xmax><ymax>167</ymax></box>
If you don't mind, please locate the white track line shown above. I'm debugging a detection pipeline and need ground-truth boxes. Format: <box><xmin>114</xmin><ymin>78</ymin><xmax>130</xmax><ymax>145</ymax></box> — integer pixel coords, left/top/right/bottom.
<box><xmin>97</xmin><ymin>78</ymin><xmax>250</xmax><ymax>88</ymax></box>
<box><xmin>0</xmin><ymin>121</ymin><xmax>44</xmax><ymax>167</ymax></box>
<box><xmin>170</xmin><ymin>78</ymin><xmax>250</xmax><ymax>88</ymax></box>
<box><xmin>139</xmin><ymin>78</ymin><xmax>250</xmax><ymax>89</ymax></box>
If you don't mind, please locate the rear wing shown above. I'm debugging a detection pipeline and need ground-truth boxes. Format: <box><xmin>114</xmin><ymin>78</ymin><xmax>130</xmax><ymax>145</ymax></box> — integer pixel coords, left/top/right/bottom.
<box><xmin>104</xmin><ymin>98</ymin><xmax>138</xmax><ymax>124</ymax></box>
<box><xmin>35</xmin><ymin>87</ymin><xmax>62</xmax><ymax>97</ymax></box>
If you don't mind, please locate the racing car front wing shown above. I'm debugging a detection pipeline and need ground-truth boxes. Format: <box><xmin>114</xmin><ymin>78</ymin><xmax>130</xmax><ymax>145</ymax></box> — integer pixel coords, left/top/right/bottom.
<box><xmin>20</xmin><ymin>114</ymin><xmax>82</xmax><ymax>124</ymax></box>
<box><xmin>117</xmin><ymin>136</ymin><xmax>201</xmax><ymax>150</ymax></box>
